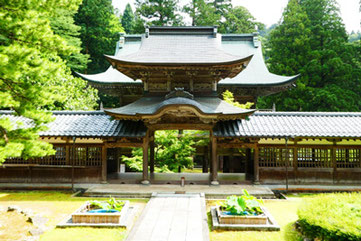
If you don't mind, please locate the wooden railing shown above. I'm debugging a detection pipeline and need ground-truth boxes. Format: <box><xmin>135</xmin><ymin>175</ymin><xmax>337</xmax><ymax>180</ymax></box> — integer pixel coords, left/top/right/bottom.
<box><xmin>4</xmin><ymin>145</ymin><xmax>102</xmax><ymax>167</ymax></box>
<box><xmin>259</xmin><ymin>146</ymin><xmax>360</xmax><ymax>169</ymax></box>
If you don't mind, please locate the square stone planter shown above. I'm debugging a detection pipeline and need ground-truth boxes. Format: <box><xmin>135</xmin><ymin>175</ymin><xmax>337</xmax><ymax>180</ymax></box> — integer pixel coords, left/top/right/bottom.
<box><xmin>211</xmin><ymin>206</ymin><xmax>280</xmax><ymax>231</ymax></box>
<box><xmin>216</xmin><ymin>206</ymin><xmax>267</xmax><ymax>225</ymax></box>
<box><xmin>72</xmin><ymin>200</ymin><xmax>130</xmax><ymax>224</ymax></box>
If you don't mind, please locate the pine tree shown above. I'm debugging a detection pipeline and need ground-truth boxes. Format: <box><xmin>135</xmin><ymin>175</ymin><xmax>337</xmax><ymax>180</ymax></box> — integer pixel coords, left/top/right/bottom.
<box><xmin>0</xmin><ymin>0</ymin><xmax>98</xmax><ymax>164</ymax></box>
<box><xmin>49</xmin><ymin>8</ymin><xmax>89</xmax><ymax>72</ymax></box>
<box><xmin>122</xmin><ymin>4</ymin><xmax>135</xmax><ymax>34</ymax></box>
<box><xmin>135</xmin><ymin>0</ymin><xmax>184</xmax><ymax>26</ymax></box>
<box><xmin>258</xmin><ymin>0</ymin><xmax>361</xmax><ymax>111</ymax></box>
<box><xmin>75</xmin><ymin>0</ymin><xmax>123</xmax><ymax>74</ymax></box>
<box><xmin>183</xmin><ymin>0</ymin><xmax>220</xmax><ymax>26</ymax></box>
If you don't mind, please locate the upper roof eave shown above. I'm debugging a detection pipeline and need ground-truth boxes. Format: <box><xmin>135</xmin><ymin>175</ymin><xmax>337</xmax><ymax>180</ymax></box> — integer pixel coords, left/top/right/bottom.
<box><xmin>104</xmin><ymin>54</ymin><xmax>253</xmax><ymax>67</ymax></box>
<box><xmin>218</xmin><ymin>74</ymin><xmax>300</xmax><ymax>87</ymax></box>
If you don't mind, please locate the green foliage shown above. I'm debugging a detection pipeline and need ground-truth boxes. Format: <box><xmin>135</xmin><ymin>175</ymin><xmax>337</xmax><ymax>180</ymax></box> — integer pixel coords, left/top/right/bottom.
<box><xmin>122</xmin><ymin>130</ymin><xmax>209</xmax><ymax>173</ymax></box>
<box><xmin>74</xmin><ymin>0</ymin><xmax>123</xmax><ymax>73</ymax></box>
<box><xmin>349</xmin><ymin>31</ymin><xmax>361</xmax><ymax>42</ymax></box>
<box><xmin>218</xmin><ymin>6</ymin><xmax>264</xmax><ymax>34</ymax></box>
<box><xmin>135</xmin><ymin>0</ymin><xmax>183</xmax><ymax>26</ymax></box>
<box><xmin>297</xmin><ymin>193</ymin><xmax>361</xmax><ymax>241</ymax></box>
<box><xmin>183</xmin><ymin>0</ymin><xmax>220</xmax><ymax>26</ymax></box>
<box><xmin>0</xmin><ymin>0</ymin><xmax>98</xmax><ymax>164</ymax></box>
<box><xmin>122</xmin><ymin>4</ymin><xmax>135</xmax><ymax>34</ymax></box>
<box><xmin>222</xmin><ymin>90</ymin><xmax>253</xmax><ymax>109</ymax></box>
<box><xmin>258</xmin><ymin>0</ymin><xmax>361</xmax><ymax>111</ymax></box>
<box><xmin>122</xmin><ymin>148</ymin><xmax>171</xmax><ymax>173</ymax></box>
<box><xmin>49</xmin><ymin>8</ymin><xmax>89</xmax><ymax>72</ymax></box>
<box><xmin>219</xmin><ymin>190</ymin><xmax>264</xmax><ymax>215</ymax></box>
<box><xmin>183</xmin><ymin>0</ymin><xmax>262</xmax><ymax>34</ymax></box>
<box><xmin>89</xmin><ymin>198</ymin><xmax>125</xmax><ymax>212</ymax></box>
<box><xmin>155</xmin><ymin>130</ymin><xmax>196</xmax><ymax>172</ymax></box>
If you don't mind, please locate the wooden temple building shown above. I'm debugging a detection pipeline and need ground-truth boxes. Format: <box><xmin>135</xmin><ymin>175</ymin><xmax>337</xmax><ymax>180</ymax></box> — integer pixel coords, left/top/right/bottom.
<box><xmin>1</xmin><ymin>26</ymin><xmax>361</xmax><ymax>185</ymax></box>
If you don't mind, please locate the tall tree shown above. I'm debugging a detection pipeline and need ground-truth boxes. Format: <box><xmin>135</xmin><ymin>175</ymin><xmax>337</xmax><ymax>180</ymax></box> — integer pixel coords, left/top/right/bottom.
<box><xmin>219</xmin><ymin>6</ymin><xmax>264</xmax><ymax>34</ymax></box>
<box><xmin>0</xmin><ymin>0</ymin><xmax>98</xmax><ymax>164</ymax></box>
<box><xmin>183</xmin><ymin>0</ymin><xmax>220</xmax><ymax>26</ymax></box>
<box><xmin>212</xmin><ymin>0</ymin><xmax>232</xmax><ymax>16</ymax></box>
<box><xmin>259</xmin><ymin>0</ymin><xmax>361</xmax><ymax>111</ymax></box>
<box><xmin>49</xmin><ymin>8</ymin><xmax>89</xmax><ymax>72</ymax></box>
<box><xmin>258</xmin><ymin>0</ymin><xmax>311</xmax><ymax>110</ymax></box>
<box><xmin>135</xmin><ymin>0</ymin><xmax>183</xmax><ymax>26</ymax></box>
<box><xmin>122</xmin><ymin>3</ymin><xmax>135</xmax><ymax>34</ymax></box>
<box><xmin>75</xmin><ymin>0</ymin><xmax>123</xmax><ymax>74</ymax></box>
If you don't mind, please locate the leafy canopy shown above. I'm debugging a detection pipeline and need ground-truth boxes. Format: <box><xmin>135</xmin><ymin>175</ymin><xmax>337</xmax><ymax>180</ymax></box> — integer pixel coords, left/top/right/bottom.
<box><xmin>135</xmin><ymin>0</ymin><xmax>183</xmax><ymax>26</ymax></box>
<box><xmin>122</xmin><ymin>130</ymin><xmax>209</xmax><ymax>173</ymax></box>
<box><xmin>0</xmin><ymin>0</ymin><xmax>98</xmax><ymax>164</ymax></box>
<box><xmin>74</xmin><ymin>0</ymin><xmax>123</xmax><ymax>73</ymax></box>
<box><xmin>122</xmin><ymin>3</ymin><xmax>136</xmax><ymax>34</ymax></box>
<box><xmin>258</xmin><ymin>0</ymin><xmax>361</xmax><ymax>111</ymax></box>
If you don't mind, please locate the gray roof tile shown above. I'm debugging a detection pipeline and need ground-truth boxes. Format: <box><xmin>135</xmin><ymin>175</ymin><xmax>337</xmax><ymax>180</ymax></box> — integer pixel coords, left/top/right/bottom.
<box><xmin>214</xmin><ymin>112</ymin><xmax>361</xmax><ymax>138</ymax></box>
<box><xmin>104</xmin><ymin>96</ymin><xmax>255</xmax><ymax>118</ymax></box>
<box><xmin>0</xmin><ymin>111</ymin><xmax>147</xmax><ymax>138</ymax></box>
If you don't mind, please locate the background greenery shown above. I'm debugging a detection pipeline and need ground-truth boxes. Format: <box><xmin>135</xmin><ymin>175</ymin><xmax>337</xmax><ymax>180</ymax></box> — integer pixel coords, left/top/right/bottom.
<box><xmin>1</xmin><ymin>0</ymin><xmax>360</xmax><ymax>162</ymax></box>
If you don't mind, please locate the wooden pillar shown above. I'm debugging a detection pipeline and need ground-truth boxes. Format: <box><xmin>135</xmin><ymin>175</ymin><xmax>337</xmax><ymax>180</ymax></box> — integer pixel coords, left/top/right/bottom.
<box><xmin>332</xmin><ymin>141</ymin><xmax>337</xmax><ymax>184</ymax></box>
<box><xmin>142</xmin><ymin>131</ymin><xmax>150</xmax><ymax>185</ymax></box>
<box><xmin>101</xmin><ymin>146</ymin><xmax>107</xmax><ymax>183</ymax></box>
<box><xmin>229</xmin><ymin>149</ymin><xmax>234</xmax><ymax>173</ymax></box>
<box><xmin>245</xmin><ymin>148</ymin><xmax>251</xmax><ymax>177</ymax></box>
<box><xmin>202</xmin><ymin>145</ymin><xmax>208</xmax><ymax>173</ymax></box>
<box><xmin>254</xmin><ymin>145</ymin><xmax>260</xmax><ymax>184</ymax></box>
<box><xmin>293</xmin><ymin>141</ymin><xmax>298</xmax><ymax>184</ymax></box>
<box><xmin>65</xmin><ymin>145</ymin><xmax>70</xmax><ymax>165</ymax></box>
<box><xmin>150</xmin><ymin>131</ymin><xmax>155</xmax><ymax>174</ymax></box>
<box><xmin>211</xmin><ymin>132</ymin><xmax>219</xmax><ymax>185</ymax></box>
<box><xmin>116</xmin><ymin>148</ymin><xmax>120</xmax><ymax>173</ymax></box>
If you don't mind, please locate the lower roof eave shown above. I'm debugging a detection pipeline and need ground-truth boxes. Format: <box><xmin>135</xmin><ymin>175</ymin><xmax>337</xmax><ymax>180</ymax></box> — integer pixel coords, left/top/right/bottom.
<box><xmin>214</xmin><ymin>134</ymin><xmax>361</xmax><ymax>140</ymax></box>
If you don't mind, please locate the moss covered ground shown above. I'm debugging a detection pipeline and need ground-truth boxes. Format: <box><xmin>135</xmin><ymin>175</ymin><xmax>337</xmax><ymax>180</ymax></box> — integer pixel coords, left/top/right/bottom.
<box><xmin>0</xmin><ymin>191</ymin><xmax>147</xmax><ymax>241</ymax></box>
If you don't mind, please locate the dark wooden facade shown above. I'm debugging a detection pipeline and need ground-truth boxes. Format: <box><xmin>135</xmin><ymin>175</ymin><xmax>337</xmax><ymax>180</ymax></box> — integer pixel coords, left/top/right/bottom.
<box><xmin>2</xmin><ymin>135</ymin><xmax>360</xmax><ymax>185</ymax></box>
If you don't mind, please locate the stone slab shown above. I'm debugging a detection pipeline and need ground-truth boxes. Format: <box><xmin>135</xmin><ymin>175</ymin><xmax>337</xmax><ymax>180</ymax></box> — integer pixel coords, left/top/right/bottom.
<box><xmin>84</xmin><ymin>184</ymin><xmax>275</xmax><ymax>199</ymax></box>
<box><xmin>126</xmin><ymin>193</ymin><xmax>209</xmax><ymax>241</ymax></box>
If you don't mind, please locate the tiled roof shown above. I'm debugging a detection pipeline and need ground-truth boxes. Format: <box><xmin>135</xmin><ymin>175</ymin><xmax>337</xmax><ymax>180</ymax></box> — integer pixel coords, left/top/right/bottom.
<box><xmin>0</xmin><ymin>111</ymin><xmax>147</xmax><ymax>138</ymax></box>
<box><xmin>104</xmin><ymin>96</ymin><xmax>255</xmax><ymax>120</ymax></box>
<box><xmin>213</xmin><ymin>112</ymin><xmax>361</xmax><ymax>138</ymax></box>
<box><xmin>78</xmin><ymin>31</ymin><xmax>297</xmax><ymax>88</ymax></box>
<box><xmin>219</xmin><ymin>38</ymin><xmax>299</xmax><ymax>86</ymax></box>
<box><xmin>106</xmin><ymin>26</ymin><xmax>252</xmax><ymax>65</ymax></box>
<box><xmin>2</xmin><ymin>111</ymin><xmax>360</xmax><ymax>139</ymax></box>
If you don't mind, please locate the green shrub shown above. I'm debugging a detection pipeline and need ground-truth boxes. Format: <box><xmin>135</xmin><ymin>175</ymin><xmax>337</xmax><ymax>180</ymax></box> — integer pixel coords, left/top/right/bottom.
<box><xmin>297</xmin><ymin>193</ymin><xmax>361</xmax><ymax>241</ymax></box>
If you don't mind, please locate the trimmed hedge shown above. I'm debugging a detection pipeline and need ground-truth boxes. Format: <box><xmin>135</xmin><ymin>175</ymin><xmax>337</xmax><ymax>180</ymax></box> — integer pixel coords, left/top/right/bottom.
<box><xmin>297</xmin><ymin>193</ymin><xmax>361</xmax><ymax>241</ymax></box>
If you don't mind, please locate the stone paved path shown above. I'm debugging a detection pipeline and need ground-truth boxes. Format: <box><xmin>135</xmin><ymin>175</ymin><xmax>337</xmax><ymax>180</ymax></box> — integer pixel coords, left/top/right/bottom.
<box><xmin>126</xmin><ymin>193</ymin><xmax>209</xmax><ymax>241</ymax></box>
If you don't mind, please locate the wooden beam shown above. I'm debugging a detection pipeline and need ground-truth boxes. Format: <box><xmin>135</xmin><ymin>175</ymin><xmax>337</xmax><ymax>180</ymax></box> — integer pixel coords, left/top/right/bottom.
<box><xmin>105</xmin><ymin>142</ymin><xmax>143</xmax><ymax>148</ymax></box>
<box><xmin>148</xmin><ymin>123</ymin><xmax>214</xmax><ymax>131</ymax></box>
<box><xmin>211</xmin><ymin>131</ymin><xmax>219</xmax><ymax>185</ymax></box>
<box><xmin>142</xmin><ymin>131</ymin><xmax>150</xmax><ymax>184</ymax></box>
<box><xmin>65</xmin><ymin>145</ymin><xmax>70</xmax><ymax>165</ymax></box>
<box><xmin>293</xmin><ymin>141</ymin><xmax>298</xmax><ymax>184</ymax></box>
<box><xmin>332</xmin><ymin>141</ymin><xmax>337</xmax><ymax>184</ymax></box>
<box><xmin>203</xmin><ymin>145</ymin><xmax>209</xmax><ymax>173</ymax></box>
<box><xmin>101</xmin><ymin>145</ymin><xmax>107</xmax><ymax>183</ymax></box>
<box><xmin>150</xmin><ymin>131</ymin><xmax>155</xmax><ymax>174</ymax></box>
<box><xmin>254</xmin><ymin>145</ymin><xmax>260</xmax><ymax>184</ymax></box>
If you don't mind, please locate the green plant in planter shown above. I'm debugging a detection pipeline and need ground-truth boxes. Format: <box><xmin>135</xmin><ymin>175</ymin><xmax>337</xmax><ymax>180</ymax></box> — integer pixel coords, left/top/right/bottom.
<box><xmin>89</xmin><ymin>197</ymin><xmax>125</xmax><ymax>212</ymax></box>
<box><xmin>219</xmin><ymin>189</ymin><xmax>264</xmax><ymax>216</ymax></box>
